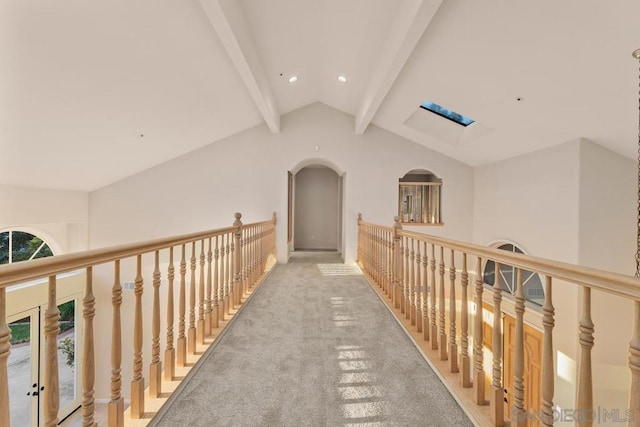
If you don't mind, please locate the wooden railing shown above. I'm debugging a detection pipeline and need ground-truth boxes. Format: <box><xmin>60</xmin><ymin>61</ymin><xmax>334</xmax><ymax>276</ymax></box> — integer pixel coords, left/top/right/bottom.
<box><xmin>357</xmin><ymin>214</ymin><xmax>640</xmax><ymax>427</ymax></box>
<box><xmin>0</xmin><ymin>213</ymin><xmax>277</xmax><ymax>426</ymax></box>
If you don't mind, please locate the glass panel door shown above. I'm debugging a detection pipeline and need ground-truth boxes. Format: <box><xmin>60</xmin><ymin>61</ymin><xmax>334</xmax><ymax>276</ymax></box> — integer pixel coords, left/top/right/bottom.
<box><xmin>8</xmin><ymin>309</ymin><xmax>39</xmax><ymax>427</ymax></box>
<box><xmin>7</xmin><ymin>295</ymin><xmax>82</xmax><ymax>426</ymax></box>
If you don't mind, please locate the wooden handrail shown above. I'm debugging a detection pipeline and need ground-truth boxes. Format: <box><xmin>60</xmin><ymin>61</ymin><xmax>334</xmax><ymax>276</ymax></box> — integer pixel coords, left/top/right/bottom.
<box><xmin>357</xmin><ymin>215</ymin><xmax>640</xmax><ymax>427</ymax></box>
<box><xmin>359</xmin><ymin>221</ymin><xmax>640</xmax><ymax>299</ymax></box>
<box><xmin>0</xmin><ymin>221</ymin><xmax>272</xmax><ymax>288</ymax></box>
<box><xmin>1</xmin><ymin>213</ymin><xmax>278</xmax><ymax>426</ymax></box>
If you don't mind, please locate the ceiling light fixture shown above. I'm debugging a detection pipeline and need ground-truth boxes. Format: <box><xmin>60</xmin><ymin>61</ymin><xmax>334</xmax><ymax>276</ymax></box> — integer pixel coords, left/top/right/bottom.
<box><xmin>288</xmin><ymin>76</ymin><xmax>298</xmax><ymax>83</ymax></box>
<box><xmin>337</xmin><ymin>75</ymin><xmax>347</xmax><ymax>83</ymax></box>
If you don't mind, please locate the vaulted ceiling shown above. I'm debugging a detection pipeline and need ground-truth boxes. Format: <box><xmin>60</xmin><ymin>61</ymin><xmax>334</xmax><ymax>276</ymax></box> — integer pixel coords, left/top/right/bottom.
<box><xmin>2</xmin><ymin>0</ymin><xmax>640</xmax><ymax>190</ymax></box>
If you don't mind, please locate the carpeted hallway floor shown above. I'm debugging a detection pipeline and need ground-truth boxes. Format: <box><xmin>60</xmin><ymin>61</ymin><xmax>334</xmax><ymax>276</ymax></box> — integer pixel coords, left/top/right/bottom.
<box><xmin>151</xmin><ymin>252</ymin><xmax>473</xmax><ymax>427</ymax></box>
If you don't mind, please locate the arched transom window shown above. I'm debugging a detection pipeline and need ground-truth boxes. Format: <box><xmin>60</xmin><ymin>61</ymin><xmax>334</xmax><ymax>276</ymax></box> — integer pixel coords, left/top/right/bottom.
<box><xmin>482</xmin><ymin>243</ymin><xmax>544</xmax><ymax>306</ymax></box>
<box><xmin>0</xmin><ymin>230</ymin><xmax>54</xmax><ymax>265</ymax></box>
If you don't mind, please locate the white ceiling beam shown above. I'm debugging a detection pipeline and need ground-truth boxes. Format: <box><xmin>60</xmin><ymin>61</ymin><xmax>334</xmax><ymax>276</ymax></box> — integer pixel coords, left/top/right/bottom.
<box><xmin>354</xmin><ymin>0</ymin><xmax>443</xmax><ymax>135</ymax></box>
<box><xmin>198</xmin><ymin>0</ymin><xmax>280</xmax><ymax>133</ymax></box>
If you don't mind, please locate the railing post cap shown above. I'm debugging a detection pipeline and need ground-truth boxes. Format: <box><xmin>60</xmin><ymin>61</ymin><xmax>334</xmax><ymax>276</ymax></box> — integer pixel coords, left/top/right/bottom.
<box><xmin>357</xmin><ymin>213</ymin><xmax>362</xmax><ymax>224</ymax></box>
<box><xmin>393</xmin><ymin>216</ymin><xmax>402</xmax><ymax>229</ymax></box>
<box><xmin>233</xmin><ymin>212</ymin><xmax>243</xmax><ymax>228</ymax></box>
<box><xmin>272</xmin><ymin>212</ymin><xmax>277</xmax><ymax>224</ymax></box>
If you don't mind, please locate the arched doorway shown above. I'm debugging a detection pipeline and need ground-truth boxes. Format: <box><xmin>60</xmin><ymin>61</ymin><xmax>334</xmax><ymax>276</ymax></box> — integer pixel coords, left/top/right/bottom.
<box><xmin>290</xmin><ymin>165</ymin><xmax>343</xmax><ymax>252</ymax></box>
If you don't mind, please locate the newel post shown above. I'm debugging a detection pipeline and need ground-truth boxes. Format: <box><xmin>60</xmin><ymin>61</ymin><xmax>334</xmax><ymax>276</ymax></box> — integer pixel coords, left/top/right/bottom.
<box><xmin>233</xmin><ymin>213</ymin><xmax>243</xmax><ymax>307</ymax></box>
<box><xmin>392</xmin><ymin>216</ymin><xmax>403</xmax><ymax>309</ymax></box>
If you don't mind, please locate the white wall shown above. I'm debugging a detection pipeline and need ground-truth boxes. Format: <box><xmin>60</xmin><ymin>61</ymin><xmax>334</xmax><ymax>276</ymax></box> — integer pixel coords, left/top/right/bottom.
<box><xmin>89</xmin><ymin>102</ymin><xmax>474</xmax><ymax>262</ymax></box>
<box><xmin>578</xmin><ymin>139</ymin><xmax>636</xmax><ymax>413</ymax></box>
<box><xmin>473</xmin><ymin>140</ymin><xmax>581</xmax><ymax>414</ymax></box>
<box><xmin>294</xmin><ymin>166</ymin><xmax>340</xmax><ymax>250</ymax></box>
<box><xmin>0</xmin><ymin>184</ymin><xmax>89</xmax><ymax>254</ymax></box>
<box><xmin>87</xmin><ymin>102</ymin><xmax>474</xmax><ymax>399</ymax></box>
<box><xmin>474</xmin><ymin>138</ymin><xmax>639</xmax><ymax>418</ymax></box>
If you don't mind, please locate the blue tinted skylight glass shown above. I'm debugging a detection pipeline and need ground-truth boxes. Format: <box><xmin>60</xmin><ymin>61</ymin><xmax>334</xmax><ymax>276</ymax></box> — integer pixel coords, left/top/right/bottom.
<box><xmin>420</xmin><ymin>101</ymin><xmax>474</xmax><ymax>127</ymax></box>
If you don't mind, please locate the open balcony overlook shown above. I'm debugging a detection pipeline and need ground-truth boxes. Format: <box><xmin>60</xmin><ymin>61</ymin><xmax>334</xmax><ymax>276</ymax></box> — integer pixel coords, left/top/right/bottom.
<box><xmin>3</xmin><ymin>0</ymin><xmax>640</xmax><ymax>426</ymax></box>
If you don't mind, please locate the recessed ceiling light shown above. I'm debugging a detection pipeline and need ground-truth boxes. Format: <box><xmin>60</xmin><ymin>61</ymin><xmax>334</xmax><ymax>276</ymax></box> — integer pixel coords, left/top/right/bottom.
<box><xmin>288</xmin><ymin>76</ymin><xmax>298</xmax><ymax>83</ymax></box>
<box><xmin>337</xmin><ymin>75</ymin><xmax>347</xmax><ymax>83</ymax></box>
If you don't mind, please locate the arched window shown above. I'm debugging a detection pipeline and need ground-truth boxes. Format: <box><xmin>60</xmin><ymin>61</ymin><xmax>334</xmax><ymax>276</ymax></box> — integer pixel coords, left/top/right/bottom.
<box><xmin>483</xmin><ymin>243</ymin><xmax>544</xmax><ymax>306</ymax></box>
<box><xmin>398</xmin><ymin>169</ymin><xmax>442</xmax><ymax>225</ymax></box>
<box><xmin>0</xmin><ymin>230</ymin><xmax>54</xmax><ymax>265</ymax></box>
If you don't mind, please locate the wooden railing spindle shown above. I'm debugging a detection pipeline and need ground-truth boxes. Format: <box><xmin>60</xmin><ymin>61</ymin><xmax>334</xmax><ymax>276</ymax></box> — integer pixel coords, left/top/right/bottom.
<box><xmin>422</xmin><ymin>241</ymin><xmax>429</xmax><ymax>342</ymax></box>
<box><xmin>474</xmin><ymin>256</ymin><xmax>486</xmax><ymax>405</ymax></box>
<box><xmin>410</xmin><ymin>239</ymin><xmax>416</xmax><ymax>325</ymax></box>
<box><xmin>490</xmin><ymin>261</ymin><xmax>504</xmax><ymax>426</ymax></box>
<box><xmin>109</xmin><ymin>261</ymin><xmax>124</xmax><ymax>427</ymax></box>
<box><xmin>512</xmin><ymin>268</ymin><xmax>526</xmax><ymax>426</ymax></box>
<box><xmin>197</xmin><ymin>240</ymin><xmax>205</xmax><ymax>345</ymax></box>
<box><xmin>416</xmin><ymin>241</ymin><xmax>422</xmax><ymax>333</ymax></box>
<box><xmin>177</xmin><ymin>245</ymin><xmax>187</xmax><ymax>367</ymax></box>
<box><xmin>213</xmin><ymin>236</ymin><xmax>220</xmax><ymax>328</ymax></box>
<box><xmin>82</xmin><ymin>267</ymin><xmax>97</xmax><ymax>426</ymax></box>
<box><xmin>225</xmin><ymin>234</ymin><xmax>231</xmax><ymax>315</ymax></box>
<box><xmin>439</xmin><ymin>246</ymin><xmax>447</xmax><ymax>361</ymax></box>
<box><xmin>219</xmin><ymin>234</ymin><xmax>226</xmax><ymax>321</ymax></box>
<box><xmin>165</xmin><ymin>248</ymin><xmax>175</xmax><ymax>381</ymax></box>
<box><xmin>205</xmin><ymin>238</ymin><xmax>213</xmax><ymax>336</ymax></box>
<box><xmin>44</xmin><ymin>275</ymin><xmax>60</xmax><ymax>426</ymax></box>
<box><xmin>234</xmin><ymin>213</ymin><xmax>243</xmax><ymax>307</ymax></box>
<box><xmin>541</xmin><ymin>276</ymin><xmax>555</xmax><ymax>427</ymax></box>
<box><xmin>393</xmin><ymin>217</ymin><xmax>403</xmax><ymax>309</ymax></box>
<box><xmin>460</xmin><ymin>253</ymin><xmax>471</xmax><ymax>388</ymax></box>
<box><xmin>577</xmin><ymin>286</ymin><xmax>594</xmax><ymax>427</ymax></box>
<box><xmin>149</xmin><ymin>251</ymin><xmax>162</xmax><ymax>398</ymax></box>
<box><xmin>449</xmin><ymin>249</ymin><xmax>458</xmax><ymax>373</ymax></box>
<box><xmin>131</xmin><ymin>256</ymin><xmax>144</xmax><ymax>419</ymax></box>
<box><xmin>430</xmin><ymin>243</ymin><xmax>438</xmax><ymax>351</ymax></box>
<box><xmin>188</xmin><ymin>242</ymin><xmax>197</xmax><ymax>354</ymax></box>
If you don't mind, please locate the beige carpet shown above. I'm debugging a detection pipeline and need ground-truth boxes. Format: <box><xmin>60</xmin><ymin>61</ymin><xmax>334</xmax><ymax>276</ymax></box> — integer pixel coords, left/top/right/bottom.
<box><xmin>151</xmin><ymin>252</ymin><xmax>473</xmax><ymax>427</ymax></box>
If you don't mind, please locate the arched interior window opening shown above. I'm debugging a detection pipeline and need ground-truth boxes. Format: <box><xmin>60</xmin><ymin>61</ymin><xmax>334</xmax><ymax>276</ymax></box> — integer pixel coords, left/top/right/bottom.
<box><xmin>398</xmin><ymin>169</ymin><xmax>442</xmax><ymax>225</ymax></box>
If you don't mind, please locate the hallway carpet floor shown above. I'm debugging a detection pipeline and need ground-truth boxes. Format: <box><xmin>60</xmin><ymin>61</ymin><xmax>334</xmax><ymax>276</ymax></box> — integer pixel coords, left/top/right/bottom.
<box><xmin>151</xmin><ymin>252</ymin><xmax>473</xmax><ymax>427</ymax></box>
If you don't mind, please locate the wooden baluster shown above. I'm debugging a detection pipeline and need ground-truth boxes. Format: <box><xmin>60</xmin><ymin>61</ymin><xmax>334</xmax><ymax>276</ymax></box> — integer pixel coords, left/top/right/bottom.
<box><xmin>430</xmin><ymin>243</ymin><xmax>438</xmax><ymax>351</ymax></box>
<box><xmin>449</xmin><ymin>249</ymin><xmax>458</xmax><ymax>373</ymax></box>
<box><xmin>205</xmin><ymin>238</ymin><xmax>213</xmax><ymax>336</ymax></box>
<box><xmin>0</xmin><ymin>288</ymin><xmax>9</xmax><ymax>427</ymax></box>
<box><xmin>226</xmin><ymin>233</ymin><xmax>231</xmax><ymax>315</ymax></box>
<box><xmin>439</xmin><ymin>246</ymin><xmax>447</xmax><ymax>361</ymax></box>
<box><xmin>0</xmin><ymin>288</ymin><xmax>8</xmax><ymax>427</ymax></box>
<box><xmin>540</xmin><ymin>276</ymin><xmax>555</xmax><ymax>427</ymax></box>
<box><xmin>416</xmin><ymin>241</ymin><xmax>422</xmax><ymax>333</ymax></box>
<box><xmin>491</xmin><ymin>262</ymin><xmax>504</xmax><ymax>426</ymax></box>
<box><xmin>229</xmin><ymin>233</ymin><xmax>235</xmax><ymax>310</ymax></box>
<box><xmin>44</xmin><ymin>275</ymin><xmax>60</xmax><ymax>426</ymax></box>
<box><xmin>234</xmin><ymin>213</ymin><xmax>243</xmax><ymax>307</ymax></box>
<box><xmin>177</xmin><ymin>245</ymin><xmax>187</xmax><ymax>367</ymax></box>
<box><xmin>404</xmin><ymin>237</ymin><xmax>411</xmax><ymax>318</ymax></box>
<box><xmin>241</xmin><ymin>227</ymin><xmax>247</xmax><ymax>297</ymax></box>
<box><xmin>460</xmin><ymin>253</ymin><xmax>471</xmax><ymax>388</ymax></box>
<box><xmin>213</xmin><ymin>236</ymin><xmax>220</xmax><ymax>328</ymax></box>
<box><xmin>188</xmin><ymin>242</ymin><xmax>197</xmax><ymax>354</ymax></box>
<box><xmin>388</xmin><ymin>231</ymin><xmax>394</xmax><ymax>297</ymax></box>
<box><xmin>474</xmin><ymin>256</ymin><xmax>486</xmax><ymax>405</ymax></box>
<box><xmin>165</xmin><ymin>248</ymin><xmax>175</xmax><ymax>381</ymax></box>
<box><xmin>131</xmin><ymin>256</ymin><xmax>144</xmax><ymax>419</ymax></box>
<box><xmin>197</xmin><ymin>240</ymin><xmax>205</xmax><ymax>345</ymax></box>
<box><xmin>109</xmin><ymin>261</ymin><xmax>124</xmax><ymax>427</ymax></box>
<box><xmin>219</xmin><ymin>234</ymin><xmax>226</xmax><ymax>321</ymax></box>
<box><xmin>393</xmin><ymin>217</ymin><xmax>403</xmax><ymax>310</ymax></box>
<box><xmin>149</xmin><ymin>251</ymin><xmax>162</xmax><ymax>398</ymax></box>
<box><xmin>628</xmin><ymin>300</ymin><xmax>640</xmax><ymax>427</ymax></box>
<box><xmin>422</xmin><ymin>241</ymin><xmax>429</xmax><ymax>341</ymax></box>
<box><xmin>577</xmin><ymin>287</ymin><xmax>594</xmax><ymax>427</ymax></box>
<box><xmin>513</xmin><ymin>268</ymin><xmax>526</xmax><ymax>426</ymax></box>
<box><xmin>83</xmin><ymin>267</ymin><xmax>97</xmax><ymax>426</ymax></box>
<box><xmin>410</xmin><ymin>239</ymin><xmax>416</xmax><ymax>325</ymax></box>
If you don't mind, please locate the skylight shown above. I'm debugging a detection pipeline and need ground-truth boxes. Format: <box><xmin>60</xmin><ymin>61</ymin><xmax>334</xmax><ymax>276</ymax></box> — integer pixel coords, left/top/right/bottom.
<box><xmin>420</xmin><ymin>101</ymin><xmax>474</xmax><ymax>127</ymax></box>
